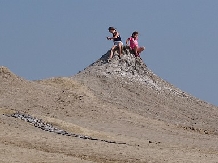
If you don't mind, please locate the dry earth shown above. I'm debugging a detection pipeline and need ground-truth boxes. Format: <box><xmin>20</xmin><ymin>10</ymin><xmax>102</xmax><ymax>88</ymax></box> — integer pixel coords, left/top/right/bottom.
<box><xmin>1</xmin><ymin>48</ymin><xmax>218</xmax><ymax>163</ymax></box>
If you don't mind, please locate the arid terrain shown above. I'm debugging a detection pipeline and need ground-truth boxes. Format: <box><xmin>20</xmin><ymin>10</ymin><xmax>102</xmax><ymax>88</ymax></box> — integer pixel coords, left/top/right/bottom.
<box><xmin>1</xmin><ymin>48</ymin><xmax>218</xmax><ymax>163</ymax></box>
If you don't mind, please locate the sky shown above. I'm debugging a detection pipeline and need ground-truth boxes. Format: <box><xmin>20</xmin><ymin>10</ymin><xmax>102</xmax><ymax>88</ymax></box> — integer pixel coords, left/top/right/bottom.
<box><xmin>0</xmin><ymin>0</ymin><xmax>218</xmax><ymax>106</ymax></box>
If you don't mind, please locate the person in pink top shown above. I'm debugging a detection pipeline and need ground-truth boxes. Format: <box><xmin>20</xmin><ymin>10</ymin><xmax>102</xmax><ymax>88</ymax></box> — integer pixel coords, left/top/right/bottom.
<box><xmin>126</xmin><ymin>31</ymin><xmax>145</xmax><ymax>57</ymax></box>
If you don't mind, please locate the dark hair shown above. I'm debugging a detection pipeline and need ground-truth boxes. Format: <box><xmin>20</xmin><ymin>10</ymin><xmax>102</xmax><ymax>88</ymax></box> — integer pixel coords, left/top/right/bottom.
<box><xmin>132</xmin><ymin>31</ymin><xmax>139</xmax><ymax>37</ymax></box>
<box><xmin>108</xmin><ymin>27</ymin><xmax>116</xmax><ymax>31</ymax></box>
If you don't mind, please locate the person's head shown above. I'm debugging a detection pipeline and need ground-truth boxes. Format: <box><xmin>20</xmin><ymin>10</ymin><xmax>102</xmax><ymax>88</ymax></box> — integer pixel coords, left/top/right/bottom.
<box><xmin>108</xmin><ymin>27</ymin><xmax>116</xmax><ymax>33</ymax></box>
<box><xmin>132</xmin><ymin>31</ymin><xmax>139</xmax><ymax>38</ymax></box>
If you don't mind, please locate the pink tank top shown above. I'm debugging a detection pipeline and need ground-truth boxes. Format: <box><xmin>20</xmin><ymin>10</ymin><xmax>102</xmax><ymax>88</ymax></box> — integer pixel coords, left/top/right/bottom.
<box><xmin>129</xmin><ymin>37</ymin><xmax>138</xmax><ymax>49</ymax></box>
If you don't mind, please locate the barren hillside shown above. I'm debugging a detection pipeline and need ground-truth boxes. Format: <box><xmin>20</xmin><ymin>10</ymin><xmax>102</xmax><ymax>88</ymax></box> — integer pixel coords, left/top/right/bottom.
<box><xmin>1</xmin><ymin>47</ymin><xmax>218</xmax><ymax>163</ymax></box>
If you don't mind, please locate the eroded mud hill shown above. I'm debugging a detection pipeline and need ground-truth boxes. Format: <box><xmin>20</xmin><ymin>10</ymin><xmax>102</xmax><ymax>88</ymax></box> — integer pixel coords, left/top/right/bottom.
<box><xmin>1</xmin><ymin>48</ymin><xmax>218</xmax><ymax>163</ymax></box>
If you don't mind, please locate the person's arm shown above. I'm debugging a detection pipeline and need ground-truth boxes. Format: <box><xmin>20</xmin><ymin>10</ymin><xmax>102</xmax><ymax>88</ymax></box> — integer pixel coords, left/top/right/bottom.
<box><xmin>113</xmin><ymin>31</ymin><xmax>119</xmax><ymax>38</ymax></box>
<box><xmin>107</xmin><ymin>31</ymin><xmax>119</xmax><ymax>40</ymax></box>
<box><xmin>126</xmin><ymin>38</ymin><xmax>130</xmax><ymax>45</ymax></box>
<box><xmin>109</xmin><ymin>31</ymin><xmax>119</xmax><ymax>40</ymax></box>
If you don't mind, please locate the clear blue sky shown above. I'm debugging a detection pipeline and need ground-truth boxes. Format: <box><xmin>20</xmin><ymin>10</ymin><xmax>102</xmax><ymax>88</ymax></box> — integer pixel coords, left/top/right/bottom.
<box><xmin>1</xmin><ymin>0</ymin><xmax>218</xmax><ymax>106</ymax></box>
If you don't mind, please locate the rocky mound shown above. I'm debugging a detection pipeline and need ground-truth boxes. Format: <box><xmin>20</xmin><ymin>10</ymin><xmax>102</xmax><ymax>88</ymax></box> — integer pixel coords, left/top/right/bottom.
<box><xmin>77</xmin><ymin>46</ymin><xmax>191</xmax><ymax>96</ymax></box>
<box><xmin>0</xmin><ymin>66</ymin><xmax>26</xmax><ymax>84</ymax></box>
<box><xmin>1</xmin><ymin>48</ymin><xmax>218</xmax><ymax>163</ymax></box>
<box><xmin>74</xmin><ymin>47</ymin><xmax>218</xmax><ymax>135</ymax></box>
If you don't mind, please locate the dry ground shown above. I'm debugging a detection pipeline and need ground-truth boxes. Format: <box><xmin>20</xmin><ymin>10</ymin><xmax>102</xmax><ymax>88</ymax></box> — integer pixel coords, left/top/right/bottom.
<box><xmin>1</xmin><ymin>64</ymin><xmax>218</xmax><ymax>163</ymax></box>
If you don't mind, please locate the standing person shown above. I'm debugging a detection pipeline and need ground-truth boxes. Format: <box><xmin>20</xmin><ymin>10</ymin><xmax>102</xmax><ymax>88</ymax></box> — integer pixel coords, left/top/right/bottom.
<box><xmin>107</xmin><ymin>27</ymin><xmax>123</xmax><ymax>62</ymax></box>
<box><xmin>126</xmin><ymin>31</ymin><xmax>145</xmax><ymax>57</ymax></box>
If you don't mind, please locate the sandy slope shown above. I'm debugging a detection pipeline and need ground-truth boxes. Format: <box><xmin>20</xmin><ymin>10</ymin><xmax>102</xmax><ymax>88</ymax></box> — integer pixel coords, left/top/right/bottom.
<box><xmin>0</xmin><ymin>48</ymin><xmax>218</xmax><ymax>163</ymax></box>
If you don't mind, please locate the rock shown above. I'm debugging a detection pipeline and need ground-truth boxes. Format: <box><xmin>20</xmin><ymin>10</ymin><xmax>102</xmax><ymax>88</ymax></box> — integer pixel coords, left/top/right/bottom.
<box><xmin>7</xmin><ymin>112</ymin><xmax>125</xmax><ymax>145</ymax></box>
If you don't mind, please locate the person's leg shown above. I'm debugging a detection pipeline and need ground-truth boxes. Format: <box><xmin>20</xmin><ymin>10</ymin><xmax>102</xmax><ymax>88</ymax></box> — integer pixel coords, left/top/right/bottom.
<box><xmin>118</xmin><ymin>42</ymin><xmax>123</xmax><ymax>58</ymax></box>
<box><xmin>134</xmin><ymin>47</ymin><xmax>139</xmax><ymax>57</ymax></box>
<box><xmin>137</xmin><ymin>46</ymin><xmax>145</xmax><ymax>54</ymax></box>
<box><xmin>108</xmin><ymin>45</ymin><xmax>117</xmax><ymax>60</ymax></box>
